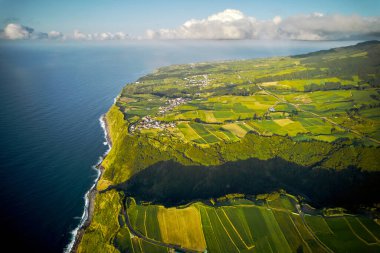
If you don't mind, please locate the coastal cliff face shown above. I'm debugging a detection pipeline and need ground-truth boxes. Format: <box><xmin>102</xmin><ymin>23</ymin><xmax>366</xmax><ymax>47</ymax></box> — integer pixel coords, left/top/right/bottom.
<box><xmin>75</xmin><ymin>42</ymin><xmax>380</xmax><ymax>253</ymax></box>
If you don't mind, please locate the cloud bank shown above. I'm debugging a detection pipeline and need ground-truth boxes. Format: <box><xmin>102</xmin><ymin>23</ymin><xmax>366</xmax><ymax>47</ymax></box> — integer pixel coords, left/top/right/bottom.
<box><xmin>146</xmin><ymin>9</ymin><xmax>380</xmax><ymax>40</ymax></box>
<box><xmin>1</xmin><ymin>9</ymin><xmax>379</xmax><ymax>41</ymax></box>
<box><xmin>0</xmin><ymin>23</ymin><xmax>128</xmax><ymax>41</ymax></box>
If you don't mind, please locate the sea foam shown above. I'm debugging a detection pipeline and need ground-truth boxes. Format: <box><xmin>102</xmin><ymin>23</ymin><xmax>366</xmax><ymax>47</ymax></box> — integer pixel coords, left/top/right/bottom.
<box><xmin>65</xmin><ymin>113</ymin><xmax>112</xmax><ymax>253</ymax></box>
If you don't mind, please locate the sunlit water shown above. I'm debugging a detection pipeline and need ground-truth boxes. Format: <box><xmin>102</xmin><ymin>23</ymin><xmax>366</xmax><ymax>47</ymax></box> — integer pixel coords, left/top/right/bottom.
<box><xmin>0</xmin><ymin>40</ymin><xmax>359</xmax><ymax>252</ymax></box>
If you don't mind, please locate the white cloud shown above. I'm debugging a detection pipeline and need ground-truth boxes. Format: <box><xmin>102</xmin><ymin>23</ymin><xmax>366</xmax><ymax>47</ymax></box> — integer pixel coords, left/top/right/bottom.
<box><xmin>3</xmin><ymin>23</ymin><xmax>35</xmax><ymax>39</ymax></box>
<box><xmin>0</xmin><ymin>24</ymin><xmax>129</xmax><ymax>41</ymax></box>
<box><xmin>147</xmin><ymin>9</ymin><xmax>258</xmax><ymax>40</ymax></box>
<box><xmin>71</xmin><ymin>30</ymin><xmax>128</xmax><ymax>41</ymax></box>
<box><xmin>279</xmin><ymin>13</ymin><xmax>380</xmax><ymax>40</ymax></box>
<box><xmin>273</xmin><ymin>16</ymin><xmax>282</xmax><ymax>25</ymax></box>
<box><xmin>1</xmin><ymin>23</ymin><xmax>51</xmax><ymax>40</ymax></box>
<box><xmin>208</xmin><ymin>9</ymin><xmax>245</xmax><ymax>22</ymax></box>
<box><xmin>114</xmin><ymin>32</ymin><xmax>128</xmax><ymax>40</ymax></box>
<box><xmin>146</xmin><ymin>9</ymin><xmax>380</xmax><ymax>40</ymax></box>
<box><xmin>48</xmin><ymin>30</ymin><xmax>64</xmax><ymax>40</ymax></box>
<box><xmin>73</xmin><ymin>30</ymin><xmax>88</xmax><ymax>40</ymax></box>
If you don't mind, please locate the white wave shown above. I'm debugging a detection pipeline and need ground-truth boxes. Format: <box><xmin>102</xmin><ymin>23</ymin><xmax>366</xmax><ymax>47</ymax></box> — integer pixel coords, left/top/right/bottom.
<box><xmin>64</xmin><ymin>114</ymin><xmax>112</xmax><ymax>253</ymax></box>
<box><xmin>99</xmin><ymin>115</ymin><xmax>112</xmax><ymax>156</ymax></box>
<box><xmin>113</xmin><ymin>94</ymin><xmax>120</xmax><ymax>105</ymax></box>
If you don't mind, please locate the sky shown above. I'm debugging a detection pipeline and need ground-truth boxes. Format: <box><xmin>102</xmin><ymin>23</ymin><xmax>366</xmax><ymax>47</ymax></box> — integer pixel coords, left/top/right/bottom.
<box><xmin>0</xmin><ymin>0</ymin><xmax>379</xmax><ymax>40</ymax></box>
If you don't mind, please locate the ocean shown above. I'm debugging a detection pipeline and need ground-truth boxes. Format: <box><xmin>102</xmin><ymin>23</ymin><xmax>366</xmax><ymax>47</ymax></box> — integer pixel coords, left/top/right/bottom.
<box><xmin>0</xmin><ymin>40</ymin><xmax>359</xmax><ymax>252</ymax></box>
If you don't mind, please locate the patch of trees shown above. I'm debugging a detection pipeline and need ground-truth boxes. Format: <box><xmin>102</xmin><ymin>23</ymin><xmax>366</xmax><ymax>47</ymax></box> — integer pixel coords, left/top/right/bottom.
<box><xmin>304</xmin><ymin>82</ymin><xmax>358</xmax><ymax>92</ymax></box>
<box><xmin>152</xmin><ymin>88</ymin><xmax>184</xmax><ymax>98</ymax></box>
<box><xmin>206</xmin><ymin>83</ymin><xmax>237</xmax><ymax>96</ymax></box>
<box><xmin>255</xmin><ymin>69</ymin><xmax>324</xmax><ymax>84</ymax></box>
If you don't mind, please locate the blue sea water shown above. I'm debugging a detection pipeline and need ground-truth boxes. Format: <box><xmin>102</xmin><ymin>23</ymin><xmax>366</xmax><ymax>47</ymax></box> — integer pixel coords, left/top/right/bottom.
<box><xmin>0</xmin><ymin>40</ymin><xmax>359</xmax><ymax>252</ymax></box>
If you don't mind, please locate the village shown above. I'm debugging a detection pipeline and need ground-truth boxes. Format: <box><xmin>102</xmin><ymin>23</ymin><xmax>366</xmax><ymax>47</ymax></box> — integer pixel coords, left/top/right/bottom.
<box><xmin>129</xmin><ymin>115</ymin><xmax>176</xmax><ymax>132</ymax></box>
<box><xmin>184</xmin><ymin>74</ymin><xmax>210</xmax><ymax>88</ymax></box>
<box><xmin>130</xmin><ymin>97</ymin><xmax>191</xmax><ymax>133</ymax></box>
<box><xmin>158</xmin><ymin>97</ymin><xmax>191</xmax><ymax>115</ymax></box>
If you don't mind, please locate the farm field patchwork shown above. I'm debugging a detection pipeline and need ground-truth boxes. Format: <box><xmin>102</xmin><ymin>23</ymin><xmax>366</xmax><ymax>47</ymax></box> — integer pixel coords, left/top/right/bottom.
<box><xmin>119</xmin><ymin>194</ymin><xmax>380</xmax><ymax>253</ymax></box>
<box><xmin>119</xmin><ymin>80</ymin><xmax>380</xmax><ymax>146</ymax></box>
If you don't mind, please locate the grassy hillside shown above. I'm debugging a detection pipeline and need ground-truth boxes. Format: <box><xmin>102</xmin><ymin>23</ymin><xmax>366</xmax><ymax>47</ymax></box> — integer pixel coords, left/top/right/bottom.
<box><xmin>77</xmin><ymin>41</ymin><xmax>380</xmax><ymax>252</ymax></box>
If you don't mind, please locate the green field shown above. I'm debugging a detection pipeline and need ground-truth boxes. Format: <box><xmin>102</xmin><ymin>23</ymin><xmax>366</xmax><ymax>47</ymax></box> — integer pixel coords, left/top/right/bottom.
<box><xmin>305</xmin><ymin>215</ymin><xmax>380</xmax><ymax>253</ymax></box>
<box><xmin>111</xmin><ymin>194</ymin><xmax>380</xmax><ymax>253</ymax></box>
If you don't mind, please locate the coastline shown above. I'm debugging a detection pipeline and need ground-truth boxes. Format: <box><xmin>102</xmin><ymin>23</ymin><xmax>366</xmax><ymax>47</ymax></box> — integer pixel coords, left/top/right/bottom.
<box><xmin>65</xmin><ymin>114</ymin><xmax>112</xmax><ymax>253</ymax></box>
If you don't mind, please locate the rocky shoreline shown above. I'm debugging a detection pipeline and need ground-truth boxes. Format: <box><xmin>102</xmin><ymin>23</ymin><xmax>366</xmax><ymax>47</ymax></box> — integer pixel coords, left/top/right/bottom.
<box><xmin>66</xmin><ymin>114</ymin><xmax>111</xmax><ymax>253</ymax></box>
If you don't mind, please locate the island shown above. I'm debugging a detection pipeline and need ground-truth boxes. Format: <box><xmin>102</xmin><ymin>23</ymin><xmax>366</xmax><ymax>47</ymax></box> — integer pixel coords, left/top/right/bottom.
<box><xmin>72</xmin><ymin>41</ymin><xmax>380</xmax><ymax>253</ymax></box>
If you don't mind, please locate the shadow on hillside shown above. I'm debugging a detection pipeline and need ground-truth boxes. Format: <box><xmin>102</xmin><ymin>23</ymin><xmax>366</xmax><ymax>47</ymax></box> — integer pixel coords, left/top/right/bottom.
<box><xmin>114</xmin><ymin>157</ymin><xmax>380</xmax><ymax>209</ymax></box>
